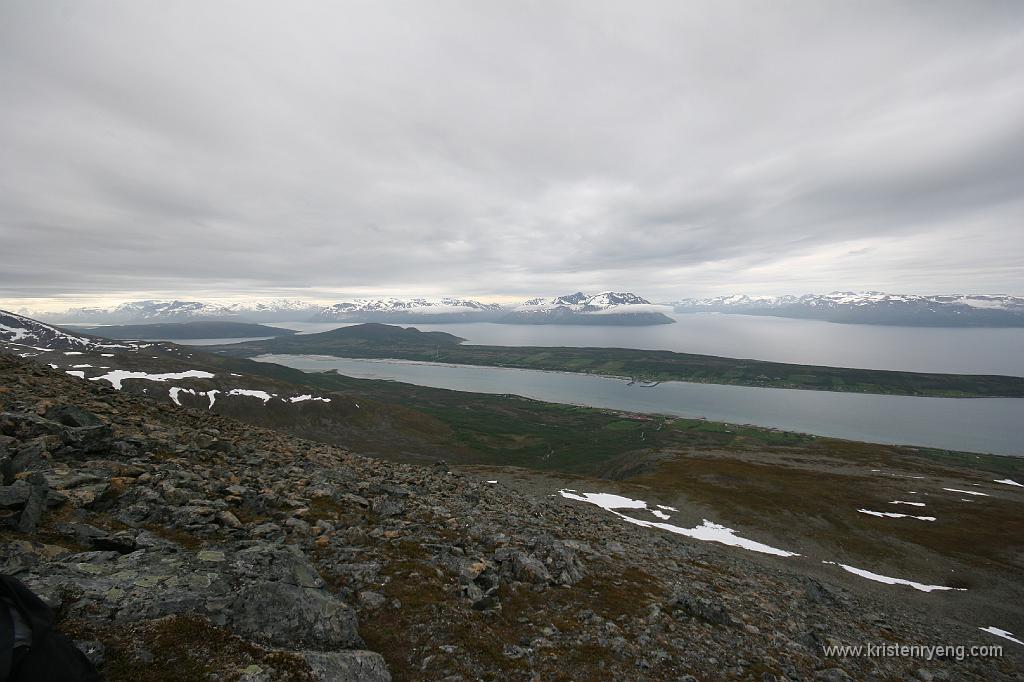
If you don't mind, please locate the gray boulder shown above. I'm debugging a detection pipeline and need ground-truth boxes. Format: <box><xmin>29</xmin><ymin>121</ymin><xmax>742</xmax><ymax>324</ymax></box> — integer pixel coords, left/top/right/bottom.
<box><xmin>17</xmin><ymin>474</ymin><xmax>49</xmax><ymax>534</ymax></box>
<box><xmin>672</xmin><ymin>594</ymin><xmax>733</xmax><ymax>626</ymax></box>
<box><xmin>232</xmin><ymin>544</ymin><xmax>325</xmax><ymax>588</ymax></box>
<box><xmin>0</xmin><ymin>480</ymin><xmax>30</xmax><ymax>508</ymax></box>
<box><xmin>302</xmin><ymin>650</ymin><xmax>391</xmax><ymax>682</ymax></box>
<box><xmin>533</xmin><ymin>534</ymin><xmax>586</xmax><ymax>586</ymax></box>
<box><xmin>44</xmin><ymin>405</ymin><xmax>103</xmax><ymax>428</ymax></box>
<box><xmin>497</xmin><ymin>549</ymin><xmax>551</xmax><ymax>584</ymax></box>
<box><xmin>230</xmin><ymin>581</ymin><xmax>363</xmax><ymax>649</ymax></box>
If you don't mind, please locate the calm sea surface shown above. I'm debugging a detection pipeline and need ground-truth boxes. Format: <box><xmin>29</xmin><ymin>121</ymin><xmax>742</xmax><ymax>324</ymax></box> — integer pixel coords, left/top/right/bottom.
<box><xmin>255</xmin><ymin>354</ymin><xmax>1024</xmax><ymax>456</ymax></box>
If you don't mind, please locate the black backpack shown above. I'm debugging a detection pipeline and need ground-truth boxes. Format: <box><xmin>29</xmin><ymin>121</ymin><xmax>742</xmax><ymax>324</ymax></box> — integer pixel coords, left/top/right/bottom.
<box><xmin>0</xmin><ymin>575</ymin><xmax>99</xmax><ymax>682</ymax></box>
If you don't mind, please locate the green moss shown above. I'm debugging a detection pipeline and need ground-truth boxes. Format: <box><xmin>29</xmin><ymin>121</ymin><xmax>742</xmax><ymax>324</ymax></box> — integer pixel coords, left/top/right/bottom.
<box><xmin>603</xmin><ymin>419</ymin><xmax>643</xmax><ymax>431</ymax></box>
<box><xmin>64</xmin><ymin>615</ymin><xmax>312</xmax><ymax>682</ymax></box>
<box><xmin>142</xmin><ymin>523</ymin><xmax>204</xmax><ymax>551</ymax></box>
<box><xmin>305</xmin><ymin>495</ymin><xmax>346</xmax><ymax>522</ymax></box>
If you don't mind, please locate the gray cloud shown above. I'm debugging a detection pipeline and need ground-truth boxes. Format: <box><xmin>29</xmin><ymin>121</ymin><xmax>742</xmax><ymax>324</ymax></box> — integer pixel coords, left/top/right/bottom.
<box><xmin>2</xmin><ymin>0</ymin><xmax>1023</xmax><ymax>307</ymax></box>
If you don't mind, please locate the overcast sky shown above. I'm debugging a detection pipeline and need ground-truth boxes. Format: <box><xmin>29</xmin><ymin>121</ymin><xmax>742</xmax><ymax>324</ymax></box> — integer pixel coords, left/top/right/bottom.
<box><xmin>2</xmin><ymin>1</ymin><xmax>1023</xmax><ymax>308</ymax></box>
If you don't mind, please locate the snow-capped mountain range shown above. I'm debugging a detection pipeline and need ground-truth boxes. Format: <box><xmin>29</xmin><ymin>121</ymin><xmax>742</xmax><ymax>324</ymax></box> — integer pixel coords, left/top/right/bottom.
<box><xmin>518</xmin><ymin>291</ymin><xmax>656</xmax><ymax>311</ymax></box>
<box><xmin>314</xmin><ymin>297</ymin><xmax>503</xmax><ymax>322</ymax></box>
<box><xmin>42</xmin><ymin>299</ymin><xmax>322</xmax><ymax>324</ymax></box>
<box><xmin>14</xmin><ymin>291</ymin><xmax>1024</xmax><ymax>328</ymax></box>
<box><xmin>505</xmin><ymin>292</ymin><xmax>675</xmax><ymax>325</ymax></box>
<box><xmin>672</xmin><ymin>292</ymin><xmax>1024</xmax><ymax>327</ymax></box>
<box><xmin>28</xmin><ymin>292</ymin><xmax>674</xmax><ymax>326</ymax></box>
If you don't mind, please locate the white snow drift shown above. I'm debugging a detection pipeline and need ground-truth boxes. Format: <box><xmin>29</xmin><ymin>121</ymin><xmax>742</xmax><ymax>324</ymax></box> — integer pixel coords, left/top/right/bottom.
<box><xmin>822</xmin><ymin>562</ymin><xmax>965</xmax><ymax>593</ymax></box>
<box><xmin>558</xmin><ymin>489</ymin><xmax>799</xmax><ymax>557</ymax></box>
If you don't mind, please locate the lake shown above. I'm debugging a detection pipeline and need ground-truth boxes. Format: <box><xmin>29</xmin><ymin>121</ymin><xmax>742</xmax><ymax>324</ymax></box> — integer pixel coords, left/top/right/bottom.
<box><xmin>254</xmin><ymin>354</ymin><xmax>1024</xmax><ymax>457</ymax></box>
<box><xmin>269</xmin><ymin>314</ymin><xmax>1024</xmax><ymax>377</ymax></box>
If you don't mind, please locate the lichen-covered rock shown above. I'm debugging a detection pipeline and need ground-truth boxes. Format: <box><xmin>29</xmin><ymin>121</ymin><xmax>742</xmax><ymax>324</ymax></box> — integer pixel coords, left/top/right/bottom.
<box><xmin>302</xmin><ymin>650</ymin><xmax>391</xmax><ymax>682</ymax></box>
<box><xmin>17</xmin><ymin>472</ymin><xmax>49</xmax><ymax>533</ymax></box>
<box><xmin>495</xmin><ymin>548</ymin><xmax>552</xmax><ymax>584</ymax></box>
<box><xmin>0</xmin><ymin>479</ymin><xmax>30</xmax><ymax>508</ymax></box>
<box><xmin>230</xmin><ymin>581</ymin><xmax>363</xmax><ymax>649</ymax></box>
<box><xmin>532</xmin><ymin>533</ymin><xmax>586</xmax><ymax>586</ymax></box>
<box><xmin>232</xmin><ymin>543</ymin><xmax>324</xmax><ymax>588</ymax></box>
<box><xmin>671</xmin><ymin>594</ymin><xmax>733</xmax><ymax>626</ymax></box>
<box><xmin>45</xmin><ymin>404</ymin><xmax>104</xmax><ymax>428</ymax></box>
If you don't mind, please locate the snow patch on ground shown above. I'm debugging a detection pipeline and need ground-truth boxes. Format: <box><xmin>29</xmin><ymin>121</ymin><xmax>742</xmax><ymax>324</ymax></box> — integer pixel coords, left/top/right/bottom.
<box><xmin>559</xmin><ymin>491</ymin><xmax>648</xmax><ymax>510</ymax></box>
<box><xmin>888</xmin><ymin>500</ymin><xmax>926</xmax><ymax>507</ymax></box>
<box><xmin>168</xmin><ymin>387</ymin><xmax>196</xmax><ymax>406</ymax></box>
<box><xmin>0</xmin><ymin>323</ymin><xmax>29</xmax><ymax>341</ymax></box>
<box><xmin>288</xmin><ymin>394</ymin><xmax>332</xmax><ymax>403</ymax></box>
<box><xmin>90</xmin><ymin>369</ymin><xmax>215</xmax><ymax>390</ymax></box>
<box><xmin>979</xmin><ymin>627</ymin><xmax>1024</xmax><ymax>646</ymax></box>
<box><xmin>857</xmin><ymin>509</ymin><xmax>935</xmax><ymax>521</ymax></box>
<box><xmin>227</xmin><ymin>389</ymin><xmax>275</xmax><ymax>403</ymax></box>
<box><xmin>65</xmin><ymin>370</ymin><xmax>85</xmax><ymax>378</ymax></box>
<box><xmin>994</xmin><ymin>479</ymin><xmax>1022</xmax><ymax>487</ymax></box>
<box><xmin>167</xmin><ymin>387</ymin><xmax>221</xmax><ymax>409</ymax></box>
<box><xmin>558</xmin><ymin>489</ymin><xmax>799</xmax><ymax>557</ymax></box>
<box><xmin>822</xmin><ymin>562</ymin><xmax>965</xmax><ymax>593</ymax></box>
<box><xmin>943</xmin><ymin>488</ymin><xmax>989</xmax><ymax>496</ymax></box>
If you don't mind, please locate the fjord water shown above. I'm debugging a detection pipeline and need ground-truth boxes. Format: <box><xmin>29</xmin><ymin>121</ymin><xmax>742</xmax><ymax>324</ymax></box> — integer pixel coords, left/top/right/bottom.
<box><xmin>256</xmin><ymin>354</ymin><xmax>1024</xmax><ymax>456</ymax></box>
<box><xmin>277</xmin><ymin>313</ymin><xmax>1024</xmax><ymax>376</ymax></box>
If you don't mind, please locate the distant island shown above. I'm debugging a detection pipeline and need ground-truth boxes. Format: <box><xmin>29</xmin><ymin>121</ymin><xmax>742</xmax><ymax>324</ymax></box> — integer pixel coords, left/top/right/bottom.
<box><xmin>69</xmin><ymin>321</ymin><xmax>298</xmax><ymax>340</ymax></box>
<box><xmin>209</xmin><ymin>323</ymin><xmax>1024</xmax><ymax>398</ymax></box>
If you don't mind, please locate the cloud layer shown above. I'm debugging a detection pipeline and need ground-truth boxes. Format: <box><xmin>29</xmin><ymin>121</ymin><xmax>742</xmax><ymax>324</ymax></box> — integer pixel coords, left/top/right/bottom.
<box><xmin>2</xmin><ymin>0</ymin><xmax>1023</xmax><ymax>304</ymax></box>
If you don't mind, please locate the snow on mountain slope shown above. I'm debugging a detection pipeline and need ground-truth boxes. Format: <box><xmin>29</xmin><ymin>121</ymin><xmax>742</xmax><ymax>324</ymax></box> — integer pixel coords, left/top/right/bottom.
<box><xmin>671</xmin><ymin>292</ymin><xmax>1024</xmax><ymax>326</ymax></box>
<box><xmin>0</xmin><ymin>310</ymin><xmax>128</xmax><ymax>351</ymax></box>
<box><xmin>60</xmin><ymin>300</ymin><xmax>237</xmax><ymax>323</ymax></box>
<box><xmin>36</xmin><ymin>299</ymin><xmax>323</xmax><ymax>324</ymax></box>
<box><xmin>676</xmin><ymin>292</ymin><xmax>1024</xmax><ymax>310</ymax></box>
<box><xmin>506</xmin><ymin>292</ymin><xmax>675</xmax><ymax>325</ymax></box>
<box><xmin>314</xmin><ymin>297</ymin><xmax>502</xmax><ymax>321</ymax></box>
<box><xmin>515</xmin><ymin>291</ymin><xmax>665</xmax><ymax>312</ymax></box>
<box><xmin>38</xmin><ymin>297</ymin><xmax>502</xmax><ymax>324</ymax></box>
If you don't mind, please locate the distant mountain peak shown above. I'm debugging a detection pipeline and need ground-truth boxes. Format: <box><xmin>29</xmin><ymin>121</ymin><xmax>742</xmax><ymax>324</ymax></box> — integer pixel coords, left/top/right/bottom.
<box><xmin>507</xmin><ymin>291</ymin><xmax>672</xmax><ymax>325</ymax></box>
<box><xmin>517</xmin><ymin>291</ymin><xmax>653</xmax><ymax>311</ymax></box>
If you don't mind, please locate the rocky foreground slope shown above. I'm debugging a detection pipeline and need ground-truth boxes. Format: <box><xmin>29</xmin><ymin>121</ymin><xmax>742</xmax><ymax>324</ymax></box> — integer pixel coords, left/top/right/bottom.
<box><xmin>0</xmin><ymin>352</ymin><xmax>1020</xmax><ymax>681</ymax></box>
